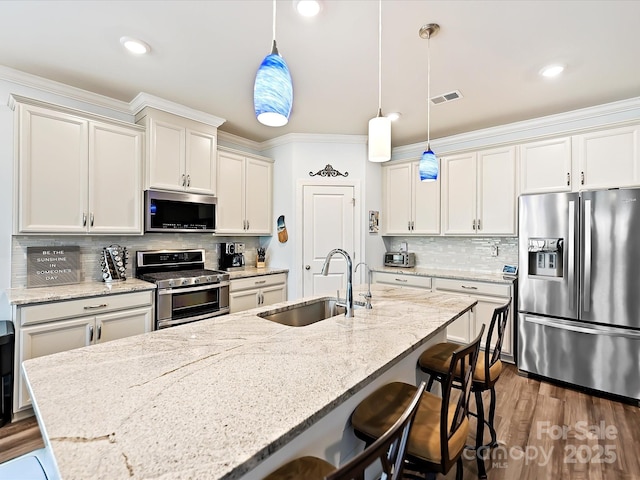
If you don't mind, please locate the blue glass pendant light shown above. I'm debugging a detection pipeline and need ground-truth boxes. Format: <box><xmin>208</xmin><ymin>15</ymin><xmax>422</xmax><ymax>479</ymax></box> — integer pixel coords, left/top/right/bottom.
<box><xmin>419</xmin><ymin>24</ymin><xmax>440</xmax><ymax>182</ymax></box>
<box><xmin>254</xmin><ymin>0</ymin><xmax>293</xmax><ymax>127</ymax></box>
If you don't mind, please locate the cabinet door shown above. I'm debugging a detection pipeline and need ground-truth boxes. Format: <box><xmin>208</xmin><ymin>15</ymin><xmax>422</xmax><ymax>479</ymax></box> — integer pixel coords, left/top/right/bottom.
<box><xmin>18</xmin><ymin>316</ymin><xmax>92</xmax><ymax>410</ymax></box>
<box><xmin>149</xmin><ymin>118</ymin><xmax>186</xmax><ymax>191</ymax></box>
<box><xmin>185</xmin><ymin>129</ymin><xmax>216</xmax><ymax>195</ymax></box>
<box><xmin>412</xmin><ymin>162</ymin><xmax>441</xmax><ymax>234</ymax></box>
<box><xmin>574</xmin><ymin>125</ymin><xmax>640</xmax><ymax>190</ymax></box>
<box><xmin>96</xmin><ymin>307</ymin><xmax>153</xmax><ymax>343</ymax></box>
<box><xmin>88</xmin><ymin>122</ymin><xmax>143</xmax><ymax>234</ymax></box>
<box><xmin>18</xmin><ymin>104</ymin><xmax>88</xmax><ymax>233</ymax></box>
<box><xmin>381</xmin><ymin>163</ymin><xmax>412</xmax><ymax>234</ymax></box>
<box><xmin>477</xmin><ymin>146</ymin><xmax>517</xmax><ymax>235</ymax></box>
<box><xmin>229</xmin><ymin>289</ymin><xmax>259</xmax><ymax>314</ymax></box>
<box><xmin>441</xmin><ymin>152</ymin><xmax>477</xmax><ymax>235</ymax></box>
<box><xmin>447</xmin><ymin>310</ymin><xmax>471</xmax><ymax>344</ymax></box>
<box><xmin>245</xmin><ymin>157</ymin><xmax>273</xmax><ymax>234</ymax></box>
<box><xmin>520</xmin><ymin>137</ymin><xmax>572</xmax><ymax>193</ymax></box>
<box><xmin>260</xmin><ymin>284</ymin><xmax>286</xmax><ymax>307</ymax></box>
<box><xmin>216</xmin><ymin>151</ymin><xmax>245</xmax><ymax>233</ymax></box>
<box><xmin>473</xmin><ymin>296</ymin><xmax>512</xmax><ymax>357</ymax></box>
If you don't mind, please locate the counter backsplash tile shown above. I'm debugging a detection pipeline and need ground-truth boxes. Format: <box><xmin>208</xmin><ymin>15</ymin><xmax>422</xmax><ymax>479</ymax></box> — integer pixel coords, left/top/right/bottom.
<box><xmin>11</xmin><ymin>234</ymin><xmax>262</xmax><ymax>288</ymax></box>
<box><xmin>383</xmin><ymin>236</ymin><xmax>518</xmax><ymax>273</ymax></box>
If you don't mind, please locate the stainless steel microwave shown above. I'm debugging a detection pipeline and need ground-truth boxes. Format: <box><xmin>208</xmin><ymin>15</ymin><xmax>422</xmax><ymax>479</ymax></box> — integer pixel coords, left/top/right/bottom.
<box><xmin>144</xmin><ymin>190</ymin><xmax>216</xmax><ymax>233</ymax></box>
<box><xmin>384</xmin><ymin>252</ymin><xmax>416</xmax><ymax>268</ymax></box>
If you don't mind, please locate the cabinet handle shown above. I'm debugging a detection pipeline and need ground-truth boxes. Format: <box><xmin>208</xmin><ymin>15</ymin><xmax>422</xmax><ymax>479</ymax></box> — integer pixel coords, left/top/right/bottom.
<box><xmin>395</xmin><ymin>278</ymin><xmax>408</xmax><ymax>283</ymax></box>
<box><xmin>89</xmin><ymin>325</ymin><xmax>94</xmax><ymax>342</ymax></box>
<box><xmin>84</xmin><ymin>304</ymin><xmax>108</xmax><ymax>310</ymax></box>
<box><xmin>246</xmin><ymin>220</ymin><xmax>250</xmax><ymax>230</ymax></box>
<box><xmin>477</xmin><ymin>219</ymin><xmax>481</xmax><ymax>230</ymax></box>
<box><xmin>408</xmin><ymin>221</ymin><xmax>411</xmax><ymax>231</ymax></box>
<box><xmin>581</xmin><ymin>171</ymin><xmax>585</xmax><ymax>185</ymax></box>
<box><xmin>97</xmin><ymin>324</ymin><xmax>102</xmax><ymax>340</ymax></box>
<box><xmin>90</xmin><ymin>213</ymin><xmax>94</xmax><ymax>227</ymax></box>
<box><xmin>472</xmin><ymin>219</ymin><xmax>476</xmax><ymax>230</ymax></box>
<box><xmin>567</xmin><ymin>172</ymin><xmax>571</xmax><ymax>186</ymax></box>
<box><xmin>260</xmin><ymin>293</ymin><xmax>264</xmax><ymax>304</ymax></box>
<box><xmin>82</xmin><ymin>213</ymin><xmax>87</xmax><ymax>227</ymax></box>
<box><xmin>255</xmin><ymin>280</ymin><xmax>266</xmax><ymax>285</ymax></box>
<box><xmin>411</xmin><ymin>221</ymin><xmax>414</xmax><ymax>231</ymax></box>
<box><xmin>187</xmin><ymin>175</ymin><xmax>191</xmax><ymax>187</ymax></box>
<box><xmin>182</xmin><ymin>174</ymin><xmax>186</xmax><ymax>186</ymax></box>
<box><xmin>461</xmin><ymin>285</ymin><xmax>478</xmax><ymax>290</ymax></box>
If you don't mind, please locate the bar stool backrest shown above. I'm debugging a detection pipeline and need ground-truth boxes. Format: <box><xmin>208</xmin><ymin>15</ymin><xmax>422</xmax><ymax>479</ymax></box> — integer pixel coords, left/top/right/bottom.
<box><xmin>325</xmin><ymin>381</ymin><xmax>427</xmax><ymax>480</ymax></box>
<box><xmin>481</xmin><ymin>300</ymin><xmax>511</xmax><ymax>387</ymax></box>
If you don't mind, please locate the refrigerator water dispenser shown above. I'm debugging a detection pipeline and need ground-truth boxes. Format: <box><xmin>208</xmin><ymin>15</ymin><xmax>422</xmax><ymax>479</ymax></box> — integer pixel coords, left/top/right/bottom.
<box><xmin>528</xmin><ymin>238</ymin><xmax>563</xmax><ymax>277</ymax></box>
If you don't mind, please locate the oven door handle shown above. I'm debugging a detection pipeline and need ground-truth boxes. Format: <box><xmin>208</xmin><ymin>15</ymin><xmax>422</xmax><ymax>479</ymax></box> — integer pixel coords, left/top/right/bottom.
<box><xmin>158</xmin><ymin>282</ymin><xmax>229</xmax><ymax>295</ymax></box>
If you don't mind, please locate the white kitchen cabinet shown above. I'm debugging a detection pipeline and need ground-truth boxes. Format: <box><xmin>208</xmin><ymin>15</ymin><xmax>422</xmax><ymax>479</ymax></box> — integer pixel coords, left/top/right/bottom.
<box><xmin>372</xmin><ymin>271</ymin><xmax>432</xmax><ymax>290</ymax></box>
<box><xmin>217</xmin><ymin>147</ymin><xmax>273</xmax><ymax>235</ymax></box>
<box><xmin>441</xmin><ymin>146</ymin><xmax>517</xmax><ymax>236</ymax></box>
<box><xmin>519</xmin><ymin>137</ymin><xmax>572</xmax><ymax>194</ymax></box>
<box><xmin>136</xmin><ymin>107</ymin><xmax>217</xmax><ymax>194</ymax></box>
<box><xmin>381</xmin><ymin>160</ymin><xmax>440</xmax><ymax>235</ymax></box>
<box><xmin>432</xmin><ymin>277</ymin><xmax>514</xmax><ymax>362</ymax></box>
<box><xmin>13</xmin><ymin>97</ymin><xmax>143</xmax><ymax>234</ymax></box>
<box><xmin>573</xmin><ymin>124</ymin><xmax>640</xmax><ymax>190</ymax></box>
<box><xmin>229</xmin><ymin>273</ymin><xmax>287</xmax><ymax>313</ymax></box>
<box><xmin>14</xmin><ymin>291</ymin><xmax>153</xmax><ymax>412</ymax></box>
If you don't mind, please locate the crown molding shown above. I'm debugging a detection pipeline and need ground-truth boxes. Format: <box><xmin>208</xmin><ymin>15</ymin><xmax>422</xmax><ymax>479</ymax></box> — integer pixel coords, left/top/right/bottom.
<box><xmin>393</xmin><ymin>96</ymin><xmax>640</xmax><ymax>159</ymax></box>
<box><xmin>129</xmin><ymin>92</ymin><xmax>226</xmax><ymax>128</ymax></box>
<box><xmin>217</xmin><ymin>130</ymin><xmax>262</xmax><ymax>152</ymax></box>
<box><xmin>260</xmin><ymin>133</ymin><xmax>367</xmax><ymax>150</ymax></box>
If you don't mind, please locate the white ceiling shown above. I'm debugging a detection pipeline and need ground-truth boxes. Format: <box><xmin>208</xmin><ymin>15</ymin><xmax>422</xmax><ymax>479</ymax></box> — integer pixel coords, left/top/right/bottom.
<box><xmin>1</xmin><ymin>1</ymin><xmax>639</xmax><ymax>148</ymax></box>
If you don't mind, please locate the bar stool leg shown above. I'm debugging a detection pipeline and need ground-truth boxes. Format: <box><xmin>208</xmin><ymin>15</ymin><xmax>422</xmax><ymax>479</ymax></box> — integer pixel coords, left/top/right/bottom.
<box><xmin>475</xmin><ymin>390</ymin><xmax>488</xmax><ymax>479</ymax></box>
<box><xmin>488</xmin><ymin>385</ymin><xmax>498</xmax><ymax>447</ymax></box>
<box><xmin>426</xmin><ymin>374</ymin><xmax>436</xmax><ymax>392</ymax></box>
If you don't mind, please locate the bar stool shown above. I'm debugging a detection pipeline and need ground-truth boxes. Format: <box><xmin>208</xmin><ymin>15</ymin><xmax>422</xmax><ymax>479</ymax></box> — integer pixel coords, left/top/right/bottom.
<box><xmin>417</xmin><ymin>301</ymin><xmax>511</xmax><ymax>479</ymax></box>
<box><xmin>263</xmin><ymin>381</ymin><xmax>426</xmax><ymax>480</ymax></box>
<box><xmin>350</xmin><ymin>326</ymin><xmax>484</xmax><ymax>480</ymax></box>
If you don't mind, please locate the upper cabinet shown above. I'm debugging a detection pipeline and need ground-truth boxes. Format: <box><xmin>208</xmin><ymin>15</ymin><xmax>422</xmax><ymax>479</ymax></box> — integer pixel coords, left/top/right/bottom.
<box><xmin>573</xmin><ymin>125</ymin><xmax>640</xmax><ymax>190</ymax></box>
<box><xmin>519</xmin><ymin>137</ymin><xmax>572</xmax><ymax>194</ymax></box>
<box><xmin>381</xmin><ymin>160</ymin><xmax>440</xmax><ymax>235</ymax></box>
<box><xmin>216</xmin><ymin>147</ymin><xmax>273</xmax><ymax>235</ymax></box>
<box><xmin>441</xmin><ymin>146</ymin><xmax>518</xmax><ymax>236</ymax></box>
<box><xmin>13</xmin><ymin>97</ymin><xmax>143</xmax><ymax>234</ymax></box>
<box><xmin>135</xmin><ymin>107</ymin><xmax>217</xmax><ymax>195</ymax></box>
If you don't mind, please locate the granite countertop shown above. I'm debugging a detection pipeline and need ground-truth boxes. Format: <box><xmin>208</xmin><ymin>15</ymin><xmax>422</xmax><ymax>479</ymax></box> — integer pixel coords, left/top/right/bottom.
<box><xmin>5</xmin><ymin>278</ymin><xmax>157</xmax><ymax>306</ymax></box>
<box><xmin>371</xmin><ymin>266</ymin><xmax>517</xmax><ymax>284</ymax></box>
<box><xmin>23</xmin><ymin>285</ymin><xmax>475</xmax><ymax>480</ymax></box>
<box><xmin>226</xmin><ymin>267</ymin><xmax>289</xmax><ymax>280</ymax></box>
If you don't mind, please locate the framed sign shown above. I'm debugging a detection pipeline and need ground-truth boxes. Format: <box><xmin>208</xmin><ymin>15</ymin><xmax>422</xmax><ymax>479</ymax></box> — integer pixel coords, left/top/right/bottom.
<box><xmin>27</xmin><ymin>246</ymin><xmax>81</xmax><ymax>288</ymax></box>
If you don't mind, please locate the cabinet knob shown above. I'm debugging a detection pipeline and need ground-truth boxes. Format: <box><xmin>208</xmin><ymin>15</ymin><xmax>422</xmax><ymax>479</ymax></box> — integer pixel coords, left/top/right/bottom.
<box><xmin>305</xmin><ymin>265</ymin><xmax>311</xmax><ymax>270</ymax></box>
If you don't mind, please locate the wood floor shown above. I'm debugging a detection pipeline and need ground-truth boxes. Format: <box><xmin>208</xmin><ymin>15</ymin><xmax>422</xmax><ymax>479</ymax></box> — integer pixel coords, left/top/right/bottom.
<box><xmin>1</xmin><ymin>365</ymin><xmax>639</xmax><ymax>479</ymax></box>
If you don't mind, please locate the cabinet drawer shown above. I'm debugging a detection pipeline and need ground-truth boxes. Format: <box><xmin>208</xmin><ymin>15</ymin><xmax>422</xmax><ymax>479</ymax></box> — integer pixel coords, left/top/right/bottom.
<box><xmin>20</xmin><ymin>291</ymin><xmax>154</xmax><ymax>326</ymax></box>
<box><xmin>433</xmin><ymin>278</ymin><xmax>510</xmax><ymax>298</ymax></box>
<box><xmin>230</xmin><ymin>273</ymin><xmax>287</xmax><ymax>292</ymax></box>
<box><xmin>373</xmin><ymin>272</ymin><xmax>432</xmax><ymax>289</ymax></box>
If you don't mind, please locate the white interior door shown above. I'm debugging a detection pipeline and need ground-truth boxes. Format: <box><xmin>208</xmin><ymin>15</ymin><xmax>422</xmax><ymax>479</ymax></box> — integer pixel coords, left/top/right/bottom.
<box><xmin>303</xmin><ymin>185</ymin><xmax>355</xmax><ymax>297</ymax></box>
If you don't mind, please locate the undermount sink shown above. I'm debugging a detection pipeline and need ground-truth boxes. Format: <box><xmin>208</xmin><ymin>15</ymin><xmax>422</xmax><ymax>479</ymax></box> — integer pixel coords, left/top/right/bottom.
<box><xmin>258</xmin><ymin>297</ymin><xmax>364</xmax><ymax>327</ymax></box>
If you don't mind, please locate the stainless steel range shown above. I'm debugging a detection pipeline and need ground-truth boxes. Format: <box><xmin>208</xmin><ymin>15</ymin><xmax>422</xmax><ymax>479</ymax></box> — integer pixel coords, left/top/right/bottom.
<box><xmin>136</xmin><ymin>249</ymin><xmax>230</xmax><ymax>329</ymax></box>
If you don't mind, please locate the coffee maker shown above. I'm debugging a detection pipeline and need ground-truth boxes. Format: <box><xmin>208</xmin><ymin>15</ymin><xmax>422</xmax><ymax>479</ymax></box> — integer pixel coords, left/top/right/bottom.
<box><xmin>219</xmin><ymin>242</ymin><xmax>245</xmax><ymax>271</ymax></box>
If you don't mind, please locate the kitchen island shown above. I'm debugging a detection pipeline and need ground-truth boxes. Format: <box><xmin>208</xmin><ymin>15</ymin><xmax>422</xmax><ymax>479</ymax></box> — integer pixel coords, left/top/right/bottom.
<box><xmin>22</xmin><ymin>284</ymin><xmax>476</xmax><ymax>480</ymax></box>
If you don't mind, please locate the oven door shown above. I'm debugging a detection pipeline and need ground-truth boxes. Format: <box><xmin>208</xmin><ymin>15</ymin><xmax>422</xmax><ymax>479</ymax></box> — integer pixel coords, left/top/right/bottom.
<box><xmin>156</xmin><ymin>283</ymin><xmax>230</xmax><ymax>329</ymax></box>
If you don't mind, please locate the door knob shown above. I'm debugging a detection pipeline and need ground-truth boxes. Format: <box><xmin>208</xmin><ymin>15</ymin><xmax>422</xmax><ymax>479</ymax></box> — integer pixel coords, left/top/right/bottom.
<box><xmin>305</xmin><ymin>265</ymin><xmax>311</xmax><ymax>270</ymax></box>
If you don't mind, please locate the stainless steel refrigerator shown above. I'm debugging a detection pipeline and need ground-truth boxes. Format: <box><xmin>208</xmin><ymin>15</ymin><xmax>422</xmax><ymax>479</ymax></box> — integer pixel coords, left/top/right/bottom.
<box><xmin>518</xmin><ymin>188</ymin><xmax>640</xmax><ymax>401</ymax></box>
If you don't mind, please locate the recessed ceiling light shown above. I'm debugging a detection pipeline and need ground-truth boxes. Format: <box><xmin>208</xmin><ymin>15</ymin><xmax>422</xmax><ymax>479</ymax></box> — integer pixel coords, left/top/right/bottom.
<box><xmin>540</xmin><ymin>64</ymin><xmax>564</xmax><ymax>78</ymax></box>
<box><xmin>120</xmin><ymin>36</ymin><xmax>150</xmax><ymax>55</ymax></box>
<box><xmin>296</xmin><ymin>0</ymin><xmax>321</xmax><ymax>17</ymax></box>
<box><xmin>387</xmin><ymin>112</ymin><xmax>402</xmax><ymax>122</ymax></box>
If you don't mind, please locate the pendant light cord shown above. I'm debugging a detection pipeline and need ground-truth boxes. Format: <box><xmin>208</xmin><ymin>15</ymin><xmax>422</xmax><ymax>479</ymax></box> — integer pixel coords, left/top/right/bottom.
<box><xmin>272</xmin><ymin>0</ymin><xmax>277</xmax><ymax>43</ymax></box>
<box><xmin>377</xmin><ymin>0</ymin><xmax>382</xmax><ymax>116</ymax></box>
<box><xmin>427</xmin><ymin>34</ymin><xmax>431</xmax><ymax>149</ymax></box>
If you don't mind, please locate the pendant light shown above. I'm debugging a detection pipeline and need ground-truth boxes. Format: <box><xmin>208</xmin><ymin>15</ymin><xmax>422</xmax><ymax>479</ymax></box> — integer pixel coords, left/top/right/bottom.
<box><xmin>419</xmin><ymin>23</ymin><xmax>440</xmax><ymax>181</ymax></box>
<box><xmin>254</xmin><ymin>0</ymin><xmax>293</xmax><ymax>127</ymax></box>
<box><xmin>368</xmin><ymin>0</ymin><xmax>391</xmax><ymax>162</ymax></box>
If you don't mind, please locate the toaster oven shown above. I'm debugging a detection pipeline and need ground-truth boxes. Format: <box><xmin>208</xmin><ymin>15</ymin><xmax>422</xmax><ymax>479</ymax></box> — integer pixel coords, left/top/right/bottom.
<box><xmin>384</xmin><ymin>252</ymin><xmax>416</xmax><ymax>268</ymax></box>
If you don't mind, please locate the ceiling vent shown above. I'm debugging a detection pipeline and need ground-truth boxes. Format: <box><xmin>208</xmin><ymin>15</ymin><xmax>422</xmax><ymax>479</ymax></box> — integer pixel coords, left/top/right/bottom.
<box><xmin>430</xmin><ymin>90</ymin><xmax>463</xmax><ymax>105</ymax></box>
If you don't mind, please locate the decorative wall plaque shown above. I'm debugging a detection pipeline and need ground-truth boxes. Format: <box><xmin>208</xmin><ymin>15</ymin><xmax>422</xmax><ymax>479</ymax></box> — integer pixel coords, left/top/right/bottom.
<box><xmin>27</xmin><ymin>246</ymin><xmax>81</xmax><ymax>288</ymax></box>
<box><xmin>309</xmin><ymin>164</ymin><xmax>349</xmax><ymax>177</ymax></box>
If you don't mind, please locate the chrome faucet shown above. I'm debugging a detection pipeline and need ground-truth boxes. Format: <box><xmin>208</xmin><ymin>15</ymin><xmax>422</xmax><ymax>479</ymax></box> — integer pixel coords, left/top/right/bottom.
<box><xmin>321</xmin><ymin>248</ymin><xmax>354</xmax><ymax>317</ymax></box>
<box><xmin>354</xmin><ymin>262</ymin><xmax>373</xmax><ymax>309</ymax></box>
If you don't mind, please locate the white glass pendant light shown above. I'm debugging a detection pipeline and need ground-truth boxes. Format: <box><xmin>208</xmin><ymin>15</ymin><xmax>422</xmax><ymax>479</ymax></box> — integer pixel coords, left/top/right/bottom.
<box><xmin>254</xmin><ymin>0</ymin><xmax>294</xmax><ymax>127</ymax></box>
<box><xmin>368</xmin><ymin>0</ymin><xmax>391</xmax><ymax>162</ymax></box>
<box><xmin>419</xmin><ymin>23</ymin><xmax>440</xmax><ymax>181</ymax></box>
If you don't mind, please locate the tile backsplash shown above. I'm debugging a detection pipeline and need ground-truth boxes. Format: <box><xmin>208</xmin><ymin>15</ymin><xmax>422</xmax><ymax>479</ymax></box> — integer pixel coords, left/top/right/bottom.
<box><xmin>11</xmin><ymin>234</ymin><xmax>263</xmax><ymax>288</ymax></box>
<box><xmin>383</xmin><ymin>236</ymin><xmax>518</xmax><ymax>273</ymax></box>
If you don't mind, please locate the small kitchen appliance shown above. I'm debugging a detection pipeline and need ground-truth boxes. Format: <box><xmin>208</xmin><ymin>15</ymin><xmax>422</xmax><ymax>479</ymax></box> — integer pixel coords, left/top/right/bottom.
<box><xmin>219</xmin><ymin>242</ymin><xmax>246</xmax><ymax>271</ymax></box>
<box><xmin>384</xmin><ymin>251</ymin><xmax>416</xmax><ymax>268</ymax></box>
<box><xmin>135</xmin><ymin>249</ymin><xmax>229</xmax><ymax>329</ymax></box>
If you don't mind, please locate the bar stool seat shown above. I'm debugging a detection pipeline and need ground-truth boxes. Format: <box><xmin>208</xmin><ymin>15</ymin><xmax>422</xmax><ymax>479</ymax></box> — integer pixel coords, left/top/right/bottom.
<box><xmin>419</xmin><ymin>345</ymin><xmax>503</xmax><ymax>385</ymax></box>
<box><xmin>263</xmin><ymin>456</ymin><xmax>335</xmax><ymax>480</ymax></box>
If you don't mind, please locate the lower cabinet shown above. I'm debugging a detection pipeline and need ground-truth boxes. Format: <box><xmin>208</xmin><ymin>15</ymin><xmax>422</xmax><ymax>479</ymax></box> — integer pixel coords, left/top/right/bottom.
<box><xmin>372</xmin><ymin>271</ymin><xmax>432</xmax><ymax>290</ymax></box>
<box><xmin>14</xmin><ymin>291</ymin><xmax>153</xmax><ymax>413</ymax></box>
<box><xmin>433</xmin><ymin>278</ymin><xmax>514</xmax><ymax>361</ymax></box>
<box><xmin>229</xmin><ymin>273</ymin><xmax>287</xmax><ymax>314</ymax></box>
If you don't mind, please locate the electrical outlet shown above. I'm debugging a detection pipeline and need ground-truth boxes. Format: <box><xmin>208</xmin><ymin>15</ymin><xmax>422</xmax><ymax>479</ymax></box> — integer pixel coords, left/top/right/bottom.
<box><xmin>491</xmin><ymin>245</ymin><xmax>499</xmax><ymax>257</ymax></box>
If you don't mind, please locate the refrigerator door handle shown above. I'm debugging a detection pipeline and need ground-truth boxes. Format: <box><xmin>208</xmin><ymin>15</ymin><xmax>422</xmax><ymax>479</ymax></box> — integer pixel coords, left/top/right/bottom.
<box><xmin>584</xmin><ymin>199</ymin><xmax>592</xmax><ymax>312</ymax></box>
<box><xmin>568</xmin><ymin>200</ymin><xmax>575</xmax><ymax>311</ymax></box>
<box><xmin>525</xmin><ymin>316</ymin><xmax>640</xmax><ymax>339</ymax></box>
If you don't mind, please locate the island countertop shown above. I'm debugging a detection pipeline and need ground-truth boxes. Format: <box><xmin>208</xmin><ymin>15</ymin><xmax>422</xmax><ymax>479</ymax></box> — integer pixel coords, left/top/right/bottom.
<box><xmin>23</xmin><ymin>285</ymin><xmax>476</xmax><ymax>480</ymax></box>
